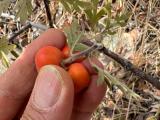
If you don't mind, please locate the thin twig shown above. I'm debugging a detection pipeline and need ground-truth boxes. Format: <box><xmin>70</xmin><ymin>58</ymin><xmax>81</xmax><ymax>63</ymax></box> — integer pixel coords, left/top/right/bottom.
<box><xmin>81</xmin><ymin>40</ymin><xmax>160</xmax><ymax>89</ymax></box>
<box><xmin>9</xmin><ymin>23</ymin><xmax>32</xmax><ymax>43</ymax></box>
<box><xmin>29</xmin><ymin>21</ymin><xmax>48</xmax><ymax>30</ymax></box>
<box><xmin>43</xmin><ymin>0</ymin><xmax>53</xmax><ymax>28</ymax></box>
<box><xmin>125</xmin><ymin>83</ymin><xmax>134</xmax><ymax>120</ymax></box>
<box><xmin>61</xmin><ymin>43</ymin><xmax>103</xmax><ymax>67</ymax></box>
<box><xmin>8</xmin><ymin>22</ymin><xmax>48</xmax><ymax>43</ymax></box>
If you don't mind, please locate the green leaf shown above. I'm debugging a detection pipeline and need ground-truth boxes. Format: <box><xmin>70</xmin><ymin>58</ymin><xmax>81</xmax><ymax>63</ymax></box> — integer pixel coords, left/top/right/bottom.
<box><xmin>64</xmin><ymin>19</ymin><xmax>84</xmax><ymax>53</ymax></box>
<box><xmin>104</xmin><ymin>2</ymin><xmax>112</xmax><ymax>17</ymax></box>
<box><xmin>95</xmin><ymin>65</ymin><xmax>105</xmax><ymax>86</ymax></box>
<box><xmin>107</xmin><ymin>29</ymin><xmax>117</xmax><ymax>35</ymax></box>
<box><xmin>96</xmin><ymin>8</ymin><xmax>106</xmax><ymax>19</ymax></box>
<box><xmin>91</xmin><ymin>8</ymin><xmax>106</xmax><ymax>26</ymax></box>
<box><xmin>92</xmin><ymin>0</ymin><xmax>99</xmax><ymax>8</ymax></box>
<box><xmin>73</xmin><ymin>3</ymin><xmax>81</xmax><ymax>12</ymax></box>
<box><xmin>77</xmin><ymin>1</ymin><xmax>92</xmax><ymax>10</ymax></box>
<box><xmin>0</xmin><ymin>36</ymin><xmax>16</xmax><ymax>59</ymax></box>
<box><xmin>117</xmin><ymin>21</ymin><xmax>127</xmax><ymax>27</ymax></box>
<box><xmin>104</xmin><ymin>70</ymin><xmax>141</xmax><ymax>100</ymax></box>
<box><xmin>105</xmin><ymin>18</ymin><xmax>111</xmax><ymax>29</ymax></box>
<box><xmin>0</xmin><ymin>36</ymin><xmax>8</xmax><ymax>46</ymax></box>
<box><xmin>115</xmin><ymin>12</ymin><xmax>131</xmax><ymax>27</ymax></box>
<box><xmin>60</xmin><ymin>1</ymin><xmax>72</xmax><ymax>12</ymax></box>
<box><xmin>26</xmin><ymin>0</ymin><xmax>33</xmax><ymax>14</ymax></box>
<box><xmin>84</xmin><ymin>9</ymin><xmax>93</xmax><ymax>21</ymax></box>
<box><xmin>64</xmin><ymin>0</ymin><xmax>74</xmax><ymax>4</ymax></box>
<box><xmin>88</xmin><ymin>58</ymin><xmax>105</xmax><ymax>85</ymax></box>
<box><xmin>97</xmin><ymin>70</ymin><xmax>105</xmax><ymax>85</ymax></box>
<box><xmin>74</xmin><ymin>43</ymin><xmax>88</xmax><ymax>52</ymax></box>
<box><xmin>0</xmin><ymin>51</ymin><xmax>10</xmax><ymax>68</ymax></box>
<box><xmin>15</xmin><ymin>0</ymin><xmax>33</xmax><ymax>22</ymax></box>
<box><xmin>0</xmin><ymin>0</ymin><xmax>11</xmax><ymax>14</ymax></box>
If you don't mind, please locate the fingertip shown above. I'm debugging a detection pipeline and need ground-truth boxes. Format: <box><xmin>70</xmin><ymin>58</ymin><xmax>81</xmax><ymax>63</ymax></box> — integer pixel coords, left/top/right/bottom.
<box><xmin>47</xmin><ymin>29</ymin><xmax>66</xmax><ymax>49</ymax></box>
<box><xmin>54</xmin><ymin>65</ymin><xmax>74</xmax><ymax>92</ymax></box>
<box><xmin>74</xmin><ymin>75</ymin><xmax>106</xmax><ymax>112</ymax></box>
<box><xmin>84</xmin><ymin>75</ymin><xmax>106</xmax><ymax>104</ymax></box>
<box><xmin>21</xmin><ymin>65</ymin><xmax>74</xmax><ymax>120</ymax></box>
<box><xmin>34</xmin><ymin>29</ymin><xmax>66</xmax><ymax>49</ymax></box>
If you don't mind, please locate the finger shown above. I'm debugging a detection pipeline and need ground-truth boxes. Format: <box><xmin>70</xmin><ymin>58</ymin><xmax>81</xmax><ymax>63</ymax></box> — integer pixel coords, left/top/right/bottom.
<box><xmin>0</xmin><ymin>29</ymin><xmax>66</xmax><ymax>120</ymax></box>
<box><xmin>75</xmin><ymin>75</ymin><xmax>106</xmax><ymax>111</ymax></box>
<box><xmin>82</xmin><ymin>58</ymin><xmax>104</xmax><ymax>75</ymax></box>
<box><xmin>72</xmin><ymin>75</ymin><xmax>106</xmax><ymax>120</ymax></box>
<box><xmin>71</xmin><ymin>58</ymin><xmax>106</xmax><ymax>120</ymax></box>
<box><xmin>21</xmin><ymin>65</ymin><xmax>74</xmax><ymax>120</ymax></box>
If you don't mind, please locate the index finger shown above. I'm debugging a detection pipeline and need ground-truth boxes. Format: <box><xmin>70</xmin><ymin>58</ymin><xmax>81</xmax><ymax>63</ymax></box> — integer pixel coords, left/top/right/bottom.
<box><xmin>0</xmin><ymin>29</ymin><xmax>66</xmax><ymax>120</ymax></box>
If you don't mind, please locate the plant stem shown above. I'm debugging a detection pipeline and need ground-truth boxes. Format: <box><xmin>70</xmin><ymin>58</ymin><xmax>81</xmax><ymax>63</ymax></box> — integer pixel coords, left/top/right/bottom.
<box><xmin>43</xmin><ymin>0</ymin><xmax>53</xmax><ymax>28</ymax></box>
<box><xmin>29</xmin><ymin>21</ymin><xmax>48</xmax><ymax>30</ymax></box>
<box><xmin>61</xmin><ymin>43</ymin><xmax>103</xmax><ymax>67</ymax></box>
<box><xmin>81</xmin><ymin>40</ymin><xmax>160</xmax><ymax>90</ymax></box>
<box><xmin>9</xmin><ymin>23</ymin><xmax>32</xmax><ymax>43</ymax></box>
<box><xmin>8</xmin><ymin>22</ymin><xmax>48</xmax><ymax>43</ymax></box>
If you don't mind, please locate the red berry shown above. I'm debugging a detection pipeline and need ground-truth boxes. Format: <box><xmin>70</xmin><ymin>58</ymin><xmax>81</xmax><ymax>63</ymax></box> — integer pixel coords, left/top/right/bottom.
<box><xmin>68</xmin><ymin>63</ymin><xmax>91</xmax><ymax>93</ymax></box>
<box><xmin>35</xmin><ymin>46</ymin><xmax>63</xmax><ymax>70</ymax></box>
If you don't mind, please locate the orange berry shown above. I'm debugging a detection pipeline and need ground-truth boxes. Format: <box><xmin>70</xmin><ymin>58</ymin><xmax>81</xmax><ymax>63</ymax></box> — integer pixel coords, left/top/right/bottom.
<box><xmin>68</xmin><ymin>63</ymin><xmax>91</xmax><ymax>93</ymax></box>
<box><xmin>35</xmin><ymin>46</ymin><xmax>63</xmax><ymax>70</ymax></box>
<box><xmin>62</xmin><ymin>44</ymin><xmax>70</xmax><ymax>58</ymax></box>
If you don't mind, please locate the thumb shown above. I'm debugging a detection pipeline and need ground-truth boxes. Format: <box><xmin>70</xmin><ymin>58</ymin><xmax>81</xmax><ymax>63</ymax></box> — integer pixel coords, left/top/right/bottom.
<box><xmin>21</xmin><ymin>65</ymin><xmax>74</xmax><ymax>120</ymax></box>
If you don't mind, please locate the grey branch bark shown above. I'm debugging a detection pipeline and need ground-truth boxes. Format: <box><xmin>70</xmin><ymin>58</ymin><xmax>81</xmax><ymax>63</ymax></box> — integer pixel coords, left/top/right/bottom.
<box><xmin>81</xmin><ymin>40</ymin><xmax>160</xmax><ymax>90</ymax></box>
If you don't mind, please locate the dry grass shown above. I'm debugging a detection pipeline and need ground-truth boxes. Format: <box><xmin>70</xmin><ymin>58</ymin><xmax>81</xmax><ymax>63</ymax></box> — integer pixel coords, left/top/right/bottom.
<box><xmin>92</xmin><ymin>0</ymin><xmax>160</xmax><ymax>120</ymax></box>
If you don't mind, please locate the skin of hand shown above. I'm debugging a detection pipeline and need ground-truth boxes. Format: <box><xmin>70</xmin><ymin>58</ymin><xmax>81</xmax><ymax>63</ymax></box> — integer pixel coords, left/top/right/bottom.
<box><xmin>0</xmin><ymin>29</ymin><xmax>106</xmax><ymax>120</ymax></box>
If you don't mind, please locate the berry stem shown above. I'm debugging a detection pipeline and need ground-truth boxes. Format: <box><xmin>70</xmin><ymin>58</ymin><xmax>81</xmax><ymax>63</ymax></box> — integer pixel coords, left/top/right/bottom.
<box><xmin>61</xmin><ymin>42</ymin><xmax>103</xmax><ymax>67</ymax></box>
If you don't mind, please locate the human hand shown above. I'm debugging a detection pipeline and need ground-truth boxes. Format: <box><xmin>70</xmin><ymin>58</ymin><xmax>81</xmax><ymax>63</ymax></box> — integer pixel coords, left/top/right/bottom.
<box><xmin>0</xmin><ymin>29</ymin><xmax>106</xmax><ymax>120</ymax></box>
